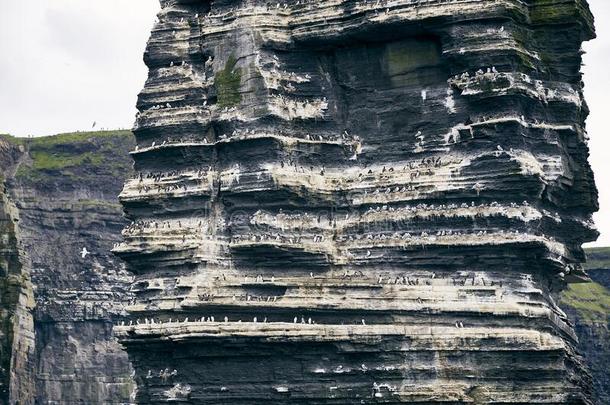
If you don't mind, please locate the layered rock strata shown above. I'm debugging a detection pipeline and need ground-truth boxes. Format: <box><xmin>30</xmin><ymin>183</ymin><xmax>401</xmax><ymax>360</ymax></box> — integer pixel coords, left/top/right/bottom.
<box><xmin>115</xmin><ymin>1</ymin><xmax>599</xmax><ymax>403</ymax></box>
<box><xmin>0</xmin><ymin>132</ymin><xmax>135</xmax><ymax>404</ymax></box>
<box><xmin>561</xmin><ymin>247</ymin><xmax>610</xmax><ymax>404</ymax></box>
<box><xmin>0</xmin><ymin>140</ymin><xmax>36</xmax><ymax>404</ymax></box>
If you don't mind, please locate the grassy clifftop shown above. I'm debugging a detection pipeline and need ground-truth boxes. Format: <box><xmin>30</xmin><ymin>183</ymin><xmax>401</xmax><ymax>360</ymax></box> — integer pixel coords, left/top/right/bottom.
<box><xmin>562</xmin><ymin>282</ymin><xmax>610</xmax><ymax>322</ymax></box>
<box><xmin>0</xmin><ymin>130</ymin><xmax>135</xmax><ymax>193</ymax></box>
<box><xmin>3</xmin><ymin>130</ymin><xmax>131</xmax><ymax>171</ymax></box>
<box><xmin>560</xmin><ymin>247</ymin><xmax>610</xmax><ymax>323</ymax></box>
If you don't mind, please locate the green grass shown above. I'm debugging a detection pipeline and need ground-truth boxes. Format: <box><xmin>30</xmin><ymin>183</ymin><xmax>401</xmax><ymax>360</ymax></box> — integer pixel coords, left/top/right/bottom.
<box><xmin>0</xmin><ymin>133</ymin><xmax>20</xmax><ymax>143</ymax></box>
<box><xmin>561</xmin><ymin>282</ymin><xmax>610</xmax><ymax>322</ymax></box>
<box><xmin>1</xmin><ymin>130</ymin><xmax>131</xmax><ymax>147</ymax></box>
<box><xmin>562</xmin><ymin>248</ymin><xmax>610</xmax><ymax>322</ymax></box>
<box><xmin>26</xmin><ymin>129</ymin><xmax>131</xmax><ymax>148</ymax></box>
<box><xmin>8</xmin><ymin>129</ymin><xmax>134</xmax><ymax>181</ymax></box>
<box><xmin>29</xmin><ymin>150</ymin><xmax>104</xmax><ymax>171</ymax></box>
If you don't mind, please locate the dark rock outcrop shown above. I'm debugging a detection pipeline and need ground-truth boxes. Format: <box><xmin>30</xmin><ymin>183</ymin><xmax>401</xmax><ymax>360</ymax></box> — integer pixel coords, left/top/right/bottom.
<box><xmin>0</xmin><ymin>132</ymin><xmax>136</xmax><ymax>404</ymax></box>
<box><xmin>0</xmin><ymin>139</ymin><xmax>36</xmax><ymax>404</ymax></box>
<box><xmin>114</xmin><ymin>1</ymin><xmax>600</xmax><ymax>404</ymax></box>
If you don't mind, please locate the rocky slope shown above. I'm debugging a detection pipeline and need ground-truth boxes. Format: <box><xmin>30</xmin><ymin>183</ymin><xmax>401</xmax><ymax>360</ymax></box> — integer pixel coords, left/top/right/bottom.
<box><xmin>561</xmin><ymin>247</ymin><xmax>610</xmax><ymax>405</ymax></box>
<box><xmin>0</xmin><ymin>131</ymin><xmax>135</xmax><ymax>404</ymax></box>
<box><xmin>114</xmin><ymin>0</ymin><xmax>600</xmax><ymax>404</ymax></box>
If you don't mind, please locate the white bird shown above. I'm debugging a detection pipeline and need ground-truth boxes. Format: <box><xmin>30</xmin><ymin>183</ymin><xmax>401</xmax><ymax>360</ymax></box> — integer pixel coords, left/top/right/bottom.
<box><xmin>80</xmin><ymin>247</ymin><xmax>90</xmax><ymax>259</ymax></box>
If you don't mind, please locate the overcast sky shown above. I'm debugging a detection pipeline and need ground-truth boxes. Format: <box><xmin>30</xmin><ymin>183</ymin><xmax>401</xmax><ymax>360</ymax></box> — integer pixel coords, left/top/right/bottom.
<box><xmin>0</xmin><ymin>0</ymin><xmax>608</xmax><ymax>246</ymax></box>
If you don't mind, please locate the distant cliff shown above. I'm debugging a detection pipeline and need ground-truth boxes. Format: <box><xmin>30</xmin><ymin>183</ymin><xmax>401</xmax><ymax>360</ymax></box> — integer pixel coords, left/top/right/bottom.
<box><xmin>0</xmin><ymin>137</ymin><xmax>36</xmax><ymax>403</ymax></box>
<box><xmin>561</xmin><ymin>247</ymin><xmax>610</xmax><ymax>404</ymax></box>
<box><xmin>0</xmin><ymin>131</ymin><xmax>135</xmax><ymax>404</ymax></box>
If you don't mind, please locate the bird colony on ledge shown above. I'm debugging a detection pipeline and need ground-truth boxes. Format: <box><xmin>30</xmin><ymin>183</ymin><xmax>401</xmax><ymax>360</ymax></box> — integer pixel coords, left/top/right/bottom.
<box><xmin>113</xmin><ymin>0</ymin><xmax>599</xmax><ymax>403</ymax></box>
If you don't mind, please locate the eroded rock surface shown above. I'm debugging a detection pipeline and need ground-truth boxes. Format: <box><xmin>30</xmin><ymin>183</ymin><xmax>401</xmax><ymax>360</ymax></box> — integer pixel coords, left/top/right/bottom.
<box><xmin>0</xmin><ymin>132</ymin><xmax>136</xmax><ymax>404</ymax></box>
<box><xmin>561</xmin><ymin>248</ymin><xmax>610</xmax><ymax>405</ymax></box>
<box><xmin>110</xmin><ymin>0</ymin><xmax>598</xmax><ymax>403</ymax></box>
<box><xmin>0</xmin><ymin>140</ymin><xmax>36</xmax><ymax>404</ymax></box>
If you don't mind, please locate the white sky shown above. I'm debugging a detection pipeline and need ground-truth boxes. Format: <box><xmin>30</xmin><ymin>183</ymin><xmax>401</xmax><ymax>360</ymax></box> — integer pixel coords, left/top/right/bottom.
<box><xmin>0</xmin><ymin>0</ymin><xmax>608</xmax><ymax>246</ymax></box>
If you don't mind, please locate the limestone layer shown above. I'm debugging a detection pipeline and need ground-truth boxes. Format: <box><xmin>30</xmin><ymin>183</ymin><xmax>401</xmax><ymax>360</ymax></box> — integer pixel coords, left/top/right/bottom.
<box><xmin>115</xmin><ymin>1</ymin><xmax>599</xmax><ymax>403</ymax></box>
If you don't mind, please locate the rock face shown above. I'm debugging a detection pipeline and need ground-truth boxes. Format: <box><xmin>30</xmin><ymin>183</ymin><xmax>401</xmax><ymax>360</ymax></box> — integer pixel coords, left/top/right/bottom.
<box><xmin>0</xmin><ymin>140</ymin><xmax>36</xmax><ymax>404</ymax></box>
<box><xmin>0</xmin><ymin>132</ymin><xmax>136</xmax><ymax>404</ymax></box>
<box><xmin>111</xmin><ymin>1</ymin><xmax>602</xmax><ymax>403</ymax></box>
<box><xmin>114</xmin><ymin>0</ymin><xmax>599</xmax><ymax>403</ymax></box>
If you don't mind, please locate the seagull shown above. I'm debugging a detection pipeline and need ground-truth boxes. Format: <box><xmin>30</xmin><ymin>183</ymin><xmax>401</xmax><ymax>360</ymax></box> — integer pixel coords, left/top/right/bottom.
<box><xmin>80</xmin><ymin>247</ymin><xmax>90</xmax><ymax>259</ymax></box>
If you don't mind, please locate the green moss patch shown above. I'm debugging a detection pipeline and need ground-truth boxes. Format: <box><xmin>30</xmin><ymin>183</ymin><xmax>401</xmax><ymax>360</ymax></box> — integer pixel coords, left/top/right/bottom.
<box><xmin>214</xmin><ymin>55</ymin><xmax>242</xmax><ymax>108</ymax></box>
<box><xmin>529</xmin><ymin>4</ymin><xmax>573</xmax><ymax>24</ymax></box>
